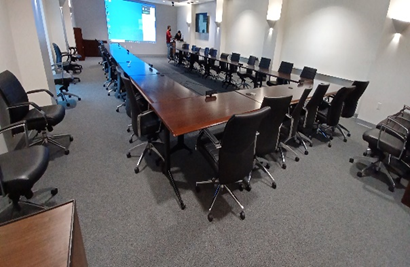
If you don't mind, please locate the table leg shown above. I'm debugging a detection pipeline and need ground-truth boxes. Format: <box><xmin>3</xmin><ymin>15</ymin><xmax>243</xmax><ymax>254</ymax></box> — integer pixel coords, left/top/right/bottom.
<box><xmin>178</xmin><ymin>52</ymin><xmax>183</xmax><ymax>65</ymax></box>
<box><xmin>254</xmin><ymin>72</ymin><xmax>260</xmax><ymax>88</ymax></box>
<box><xmin>164</xmin><ymin>128</ymin><xmax>186</xmax><ymax>210</ymax></box>
<box><xmin>170</xmin><ymin>135</ymin><xmax>192</xmax><ymax>154</ymax></box>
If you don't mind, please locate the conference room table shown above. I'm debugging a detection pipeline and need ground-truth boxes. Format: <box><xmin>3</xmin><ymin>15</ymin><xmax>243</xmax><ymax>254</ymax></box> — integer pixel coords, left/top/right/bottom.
<box><xmin>108</xmin><ymin>43</ymin><xmax>348</xmax><ymax>210</ymax></box>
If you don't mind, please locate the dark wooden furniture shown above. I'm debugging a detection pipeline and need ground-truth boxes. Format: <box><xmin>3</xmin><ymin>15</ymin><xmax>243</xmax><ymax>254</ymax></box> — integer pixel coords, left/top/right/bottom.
<box><xmin>73</xmin><ymin>27</ymin><xmax>85</xmax><ymax>60</ymax></box>
<box><xmin>0</xmin><ymin>200</ymin><xmax>87</xmax><ymax>267</ymax></box>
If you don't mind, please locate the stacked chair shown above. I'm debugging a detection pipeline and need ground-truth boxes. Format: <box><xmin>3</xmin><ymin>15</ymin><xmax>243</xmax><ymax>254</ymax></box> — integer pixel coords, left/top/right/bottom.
<box><xmin>350</xmin><ymin>105</ymin><xmax>410</xmax><ymax>192</ymax></box>
<box><xmin>195</xmin><ymin>107</ymin><xmax>270</xmax><ymax>222</ymax></box>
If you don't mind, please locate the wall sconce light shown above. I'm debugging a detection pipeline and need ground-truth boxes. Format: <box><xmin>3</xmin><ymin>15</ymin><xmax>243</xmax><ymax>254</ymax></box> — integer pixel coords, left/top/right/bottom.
<box><xmin>215</xmin><ymin>21</ymin><xmax>221</xmax><ymax>27</ymax></box>
<box><xmin>267</xmin><ymin>19</ymin><xmax>277</xmax><ymax>29</ymax></box>
<box><xmin>392</xmin><ymin>18</ymin><xmax>410</xmax><ymax>34</ymax></box>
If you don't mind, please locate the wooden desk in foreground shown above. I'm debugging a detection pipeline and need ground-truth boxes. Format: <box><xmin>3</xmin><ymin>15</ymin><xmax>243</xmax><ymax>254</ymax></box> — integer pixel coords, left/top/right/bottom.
<box><xmin>0</xmin><ymin>200</ymin><xmax>87</xmax><ymax>267</ymax></box>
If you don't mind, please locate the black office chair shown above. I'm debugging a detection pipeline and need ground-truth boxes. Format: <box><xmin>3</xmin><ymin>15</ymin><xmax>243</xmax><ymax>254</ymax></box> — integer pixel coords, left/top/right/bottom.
<box><xmin>237</xmin><ymin>55</ymin><xmax>258</xmax><ymax>88</ymax></box>
<box><xmin>0</xmin><ymin>121</ymin><xmax>58</xmax><ymax>216</ymax></box>
<box><xmin>198</xmin><ymin>47</ymin><xmax>210</xmax><ymax>74</ymax></box>
<box><xmin>300</xmin><ymin>66</ymin><xmax>317</xmax><ymax>81</ymax></box>
<box><xmin>250</xmin><ymin>57</ymin><xmax>271</xmax><ymax>87</ymax></box>
<box><xmin>195</xmin><ymin>107</ymin><xmax>270</xmax><ymax>222</ymax></box>
<box><xmin>298</xmin><ymin>83</ymin><xmax>330</xmax><ymax>150</ymax></box>
<box><xmin>223</xmin><ymin>52</ymin><xmax>240</xmax><ymax>88</ymax></box>
<box><xmin>350</xmin><ymin>109</ymin><xmax>410</xmax><ymax>192</ymax></box>
<box><xmin>52</xmin><ymin>43</ymin><xmax>82</xmax><ymax>74</ymax></box>
<box><xmin>316</xmin><ymin>86</ymin><xmax>355</xmax><ymax>147</ymax></box>
<box><xmin>52</xmin><ymin>69</ymin><xmax>81</xmax><ymax>107</ymax></box>
<box><xmin>267</xmin><ymin>61</ymin><xmax>294</xmax><ymax>86</ymax></box>
<box><xmin>339</xmin><ymin>81</ymin><xmax>370</xmax><ymax>137</ymax></box>
<box><xmin>211</xmin><ymin>53</ymin><xmax>229</xmax><ymax>81</ymax></box>
<box><xmin>255</xmin><ymin>96</ymin><xmax>293</xmax><ymax>188</ymax></box>
<box><xmin>0</xmin><ymin>70</ymin><xmax>72</xmax><ymax>155</ymax></box>
<box><xmin>122</xmin><ymin>75</ymin><xmax>163</xmax><ymax>174</ymax></box>
<box><xmin>279</xmin><ymin>88</ymin><xmax>312</xmax><ymax>168</ymax></box>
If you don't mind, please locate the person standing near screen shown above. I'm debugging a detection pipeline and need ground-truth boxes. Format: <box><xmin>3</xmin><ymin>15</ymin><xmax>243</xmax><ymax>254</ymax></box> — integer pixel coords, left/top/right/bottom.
<box><xmin>166</xmin><ymin>25</ymin><xmax>172</xmax><ymax>59</ymax></box>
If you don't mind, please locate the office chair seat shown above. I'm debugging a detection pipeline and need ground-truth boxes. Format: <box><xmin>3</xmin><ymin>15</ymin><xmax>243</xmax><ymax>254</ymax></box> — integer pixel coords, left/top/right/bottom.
<box><xmin>24</xmin><ymin>105</ymin><xmax>65</xmax><ymax>132</ymax></box>
<box><xmin>0</xmin><ymin>146</ymin><xmax>49</xmax><ymax>197</ymax></box>
<box><xmin>196</xmin><ymin>131</ymin><xmax>223</xmax><ymax>175</ymax></box>
<box><xmin>363</xmin><ymin>128</ymin><xmax>404</xmax><ymax>157</ymax></box>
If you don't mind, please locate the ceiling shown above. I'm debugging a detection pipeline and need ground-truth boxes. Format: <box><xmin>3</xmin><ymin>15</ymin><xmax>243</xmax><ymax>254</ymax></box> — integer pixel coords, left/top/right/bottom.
<box><xmin>137</xmin><ymin>0</ymin><xmax>214</xmax><ymax>6</ymax></box>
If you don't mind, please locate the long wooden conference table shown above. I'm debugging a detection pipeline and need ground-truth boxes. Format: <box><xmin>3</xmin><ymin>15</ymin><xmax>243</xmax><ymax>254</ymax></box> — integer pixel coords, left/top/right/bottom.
<box><xmin>108</xmin><ymin>44</ymin><xmax>345</xmax><ymax>210</ymax></box>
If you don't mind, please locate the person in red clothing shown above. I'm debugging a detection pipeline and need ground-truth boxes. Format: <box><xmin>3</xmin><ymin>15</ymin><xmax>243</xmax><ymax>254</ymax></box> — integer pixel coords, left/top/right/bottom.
<box><xmin>166</xmin><ymin>25</ymin><xmax>172</xmax><ymax>59</ymax></box>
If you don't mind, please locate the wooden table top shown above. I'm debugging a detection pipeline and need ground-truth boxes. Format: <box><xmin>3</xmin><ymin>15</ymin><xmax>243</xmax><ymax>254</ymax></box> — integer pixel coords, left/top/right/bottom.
<box><xmin>0</xmin><ymin>201</ymin><xmax>76</xmax><ymax>267</ymax></box>
<box><xmin>237</xmin><ymin>81</ymin><xmax>342</xmax><ymax>104</ymax></box>
<box><xmin>150</xmin><ymin>91</ymin><xmax>261</xmax><ymax>136</ymax></box>
<box><xmin>130</xmin><ymin>74</ymin><xmax>198</xmax><ymax>104</ymax></box>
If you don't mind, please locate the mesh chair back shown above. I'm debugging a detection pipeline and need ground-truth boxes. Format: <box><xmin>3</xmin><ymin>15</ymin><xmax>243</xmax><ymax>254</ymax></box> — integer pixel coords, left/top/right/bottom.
<box><xmin>341</xmin><ymin>81</ymin><xmax>369</xmax><ymax>118</ymax></box>
<box><xmin>204</xmin><ymin>47</ymin><xmax>210</xmax><ymax>57</ymax></box>
<box><xmin>219</xmin><ymin>53</ymin><xmax>229</xmax><ymax>72</ymax></box>
<box><xmin>303</xmin><ymin>83</ymin><xmax>329</xmax><ymax>129</ymax></box>
<box><xmin>52</xmin><ymin>43</ymin><xmax>63</xmax><ymax>63</ymax></box>
<box><xmin>259</xmin><ymin>57</ymin><xmax>271</xmax><ymax>69</ymax></box>
<box><xmin>209</xmin><ymin>48</ymin><xmax>217</xmax><ymax>57</ymax></box>
<box><xmin>276</xmin><ymin>61</ymin><xmax>294</xmax><ymax>85</ymax></box>
<box><xmin>0</xmin><ymin>70</ymin><xmax>30</xmax><ymax>123</ymax></box>
<box><xmin>326</xmin><ymin>86</ymin><xmax>355</xmax><ymax>126</ymax></box>
<box><xmin>300</xmin><ymin>66</ymin><xmax>317</xmax><ymax>80</ymax></box>
<box><xmin>289</xmin><ymin>88</ymin><xmax>312</xmax><ymax>136</ymax></box>
<box><xmin>219</xmin><ymin>107</ymin><xmax>270</xmax><ymax>184</ymax></box>
<box><xmin>230</xmin><ymin>53</ymin><xmax>240</xmax><ymax>63</ymax></box>
<box><xmin>256</xmin><ymin>96</ymin><xmax>293</xmax><ymax>156</ymax></box>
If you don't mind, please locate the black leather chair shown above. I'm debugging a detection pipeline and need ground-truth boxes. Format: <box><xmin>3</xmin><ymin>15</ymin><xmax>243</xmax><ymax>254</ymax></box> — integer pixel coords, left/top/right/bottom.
<box><xmin>207</xmin><ymin>48</ymin><xmax>219</xmax><ymax>80</ymax></box>
<box><xmin>211</xmin><ymin>53</ymin><xmax>229</xmax><ymax>82</ymax></box>
<box><xmin>198</xmin><ymin>47</ymin><xmax>210</xmax><ymax>74</ymax></box>
<box><xmin>250</xmin><ymin>57</ymin><xmax>271</xmax><ymax>87</ymax></box>
<box><xmin>237</xmin><ymin>55</ymin><xmax>258</xmax><ymax>88</ymax></box>
<box><xmin>223</xmin><ymin>53</ymin><xmax>240</xmax><ymax>88</ymax></box>
<box><xmin>195</xmin><ymin>107</ymin><xmax>270</xmax><ymax>222</ymax></box>
<box><xmin>0</xmin><ymin>121</ymin><xmax>58</xmax><ymax>215</ymax></box>
<box><xmin>300</xmin><ymin>66</ymin><xmax>317</xmax><ymax>81</ymax></box>
<box><xmin>298</xmin><ymin>83</ymin><xmax>330</xmax><ymax>149</ymax></box>
<box><xmin>266</xmin><ymin>61</ymin><xmax>294</xmax><ymax>86</ymax></box>
<box><xmin>0</xmin><ymin>70</ymin><xmax>72</xmax><ymax>155</ymax></box>
<box><xmin>255</xmin><ymin>96</ymin><xmax>293</xmax><ymax>188</ymax></box>
<box><xmin>339</xmin><ymin>81</ymin><xmax>370</xmax><ymax>137</ymax></box>
<box><xmin>279</xmin><ymin>88</ymin><xmax>312</xmax><ymax>167</ymax></box>
<box><xmin>316</xmin><ymin>86</ymin><xmax>355</xmax><ymax>147</ymax></box>
<box><xmin>122</xmin><ymin>75</ymin><xmax>163</xmax><ymax>174</ymax></box>
<box><xmin>350</xmin><ymin>108</ymin><xmax>410</xmax><ymax>192</ymax></box>
<box><xmin>52</xmin><ymin>43</ymin><xmax>82</xmax><ymax>74</ymax></box>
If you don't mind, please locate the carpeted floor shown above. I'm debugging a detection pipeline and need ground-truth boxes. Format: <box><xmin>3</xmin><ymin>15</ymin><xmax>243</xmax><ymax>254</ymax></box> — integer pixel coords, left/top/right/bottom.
<box><xmin>13</xmin><ymin>57</ymin><xmax>410</xmax><ymax>266</ymax></box>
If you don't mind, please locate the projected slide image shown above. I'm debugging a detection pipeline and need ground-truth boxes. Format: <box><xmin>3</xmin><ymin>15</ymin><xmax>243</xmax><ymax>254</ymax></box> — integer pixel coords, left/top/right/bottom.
<box><xmin>105</xmin><ymin>0</ymin><xmax>156</xmax><ymax>43</ymax></box>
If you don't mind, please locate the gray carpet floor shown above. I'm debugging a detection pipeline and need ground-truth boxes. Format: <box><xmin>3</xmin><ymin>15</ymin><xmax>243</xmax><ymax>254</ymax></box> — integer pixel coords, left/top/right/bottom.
<box><xmin>22</xmin><ymin>57</ymin><xmax>410</xmax><ymax>266</ymax></box>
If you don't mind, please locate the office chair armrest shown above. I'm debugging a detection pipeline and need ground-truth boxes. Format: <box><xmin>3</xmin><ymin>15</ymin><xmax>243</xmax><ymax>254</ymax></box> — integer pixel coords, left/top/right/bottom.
<box><xmin>27</xmin><ymin>89</ymin><xmax>58</xmax><ymax>104</ymax></box>
<box><xmin>201</xmin><ymin>128</ymin><xmax>222</xmax><ymax>149</ymax></box>
<box><xmin>379</xmin><ymin>117</ymin><xmax>408</xmax><ymax>142</ymax></box>
<box><xmin>0</xmin><ymin>121</ymin><xmax>29</xmax><ymax>146</ymax></box>
<box><xmin>7</xmin><ymin>102</ymin><xmax>48</xmax><ymax>126</ymax></box>
<box><xmin>140</xmin><ymin>110</ymin><xmax>162</xmax><ymax>133</ymax></box>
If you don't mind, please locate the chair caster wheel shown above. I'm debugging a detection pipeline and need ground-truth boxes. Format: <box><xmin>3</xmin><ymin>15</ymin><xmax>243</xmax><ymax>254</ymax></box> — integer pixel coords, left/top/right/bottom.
<box><xmin>134</xmin><ymin>167</ymin><xmax>139</xmax><ymax>174</ymax></box>
<box><xmin>127</xmin><ymin>128</ymin><xmax>131</xmax><ymax>133</ymax></box>
<box><xmin>272</xmin><ymin>182</ymin><xmax>277</xmax><ymax>189</ymax></box>
<box><xmin>343</xmin><ymin>139</ymin><xmax>347</xmax><ymax>142</ymax></box>
<box><xmin>78</xmin><ymin>98</ymin><xmax>81</xmax><ymax>101</ymax></box>
<box><xmin>195</xmin><ymin>185</ymin><xmax>200</xmax><ymax>193</ymax></box>
<box><xmin>295</xmin><ymin>157</ymin><xmax>300</xmax><ymax>162</ymax></box>
<box><xmin>108</xmin><ymin>93</ymin><xmax>110</xmax><ymax>96</ymax></box>
<box><xmin>347</xmin><ymin>133</ymin><xmax>351</xmax><ymax>137</ymax></box>
<box><xmin>304</xmin><ymin>151</ymin><xmax>309</xmax><ymax>155</ymax></box>
<box><xmin>69</xmin><ymin>136</ymin><xmax>73</xmax><ymax>142</ymax></box>
<box><xmin>51</xmin><ymin>188</ymin><xmax>58</xmax><ymax>196</ymax></box>
<box><xmin>309</xmin><ymin>143</ymin><xmax>313</xmax><ymax>147</ymax></box>
<box><xmin>68</xmin><ymin>95</ymin><xmax>72</xmax><ymax>98</ymax></box>
<box><xmin>330</xmin><ymin>136</ymin><xmax>333</xmax><ymax>140</ymax></box>
<box><xmin>129</xmin><ymin>139</ymin><xmax>133</xmax><ymax>144</ymax></box>
<box><xmin>357</xmin><ymin>171</ymin><xmax>363</xmax><ymax>177</ymax></box>
<box><xmin>328</xmin><ymin>143</ymin><xmax>332</xmax><ymax>148</ymax></box>
<box><xmin>181</xmin><ymin>203</ymin><xmax>186</xmax><ymax>210</ymax></box>
<box><xmin>239</xmin><ymin>184</ymin><xmax>244</xmax><ymax>191</ymax></box>
<box><xmin>349</xmin><ymin>158</ymin><xmax>354</xmax><ymax>163</ymax></box>
<box><xmin>66</xmin><ymin>103</ymin><xmax>70</xmax><ymax>107</ymax></box>
<box><xmin>116</xmin><ymin>109</ymin><xmax>119</xmax><ymax>112</ymax></box>
<box><xmin>388</xmin><ymin>186</ymin><xmax>395</xmax><ymax>192</ymax></box>
<box><xmin>265</xmin><ymin>163</ymin><xmax>270</xmax><ymax>169</ymax></box>
<box><xmin>363</xmin><ymin>152</ymin><xmax>368</xmax><ymax>156</ymax></box>
<box><xmin>208</xmin><ymin>213</ymin><xmax>213</xmax><ymax>222</ymax></box>
<box><xmin>240</xmin><ymin>211</ymin><xmax>245</xmax><ymax>220</ymax></box>
<box><xmin>64</xmin><ymin>150</ymin><xmax>70</xmax><ymax>155</ymax></box>
<box><xmin>282</xmin><ymin>164</ymin><xmax>287</xmax><ymax>170</ymax></box>
<box><xmin>126</xmin><ymin>152</ymin><xmax>131</xmax><ymax>158</ymax></box>
<box><xmin>245</xmin><ymin>185</ymin><xmax>251</xmax><ymax>192</ymax></box>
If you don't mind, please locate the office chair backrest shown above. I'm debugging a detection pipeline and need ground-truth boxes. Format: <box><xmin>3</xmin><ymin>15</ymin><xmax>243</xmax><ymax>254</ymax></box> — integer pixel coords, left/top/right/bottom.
<box><xmin>278</xmin><ymin>61</ymin><xmax>293</xmax><ymax>74</ymax></box>
<box><xmin>219</xmin><ymin>106</ymin><xmax>270</xmax><ymax>184</ymax></box>
<box><xmin>230</xmin><ymin>53</ymin><xmax>240</xmax><ymax>63</ymax></box>
<box><xmin>259</xmin><ymin>57</ymin><xmax>271</xmax><ymax>69</ymax></box>
<box><xmin>52</xmin><ymin>43</ymin><xmax>63</xmax><ymax>63</ymax></box>
<box><xmin>304</xmin><ymin>83</ymin><xmax>329</xmax><ymax>129</ymax></box>
<box><xmin>191</xmin><ymin>45</ymin><xmax>196</xmax><ymax>52</ymax></box>
<box><xmin>326</xmin><ymin>86</ymin><xmax>355</xmax><ymax>126</ymax></box>
<box><xmin>341</xmin><ymin>81</ymin><xmax>369</xmax><ymax>118</ymax></box>
<box><xmin>209</xmin><ymin>48</ymin><xmax>217</xmax><ymax>57</ymax></box>
<box><xmin>300</xmin><ymin>66</ymin><xmax>317</xmax><ymax>80</ymax></box>
<box><xmin>220</xmin><ymin>53</ymin><xmax>229</xmax><ymax>71</ymax></box>
<box><xmin>246</xmin><ymin>56</ymin><xmax>258</xmax><ymax>74</ymax></box>
<box><xmin>289</xmin><ymin>88</ymin><xmax>312</xmax><ymax>136</ymax></box>
<box><xmin>0</xmin><ymin>70</ymin><xmax>29</xmax><ymax>124</ymax></box>
<box><xmin>182</xmin><ymin>43</ymin><xmax>189</xmax><ymax>50</ymax></box>
<box><xmin>204</xmin><ymin>47</ymin><xmax>210</xmax><ymax>57</ymax></box>
<box><xmin>256</xmin><ymin>96</ymin><xmax>293</xmax><ymax>156</ymax></box>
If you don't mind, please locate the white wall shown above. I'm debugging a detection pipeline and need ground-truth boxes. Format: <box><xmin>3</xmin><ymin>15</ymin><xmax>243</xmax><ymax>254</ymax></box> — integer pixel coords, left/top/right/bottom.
<box><xmin>192</xmin><ymin>2</ymin><xmax>217</xmax><ymax>50</ymax></box>
<box><xmin>43</xmin><ymin>0</ymin><xmax>66</xmax><ymax>64</ymax></box>
<box><xmin>177</xmin><ymin>6</ymin><xmax>191</xmax><ymax>44</ymax></box>
<box><xmin>357</xmin><ymin>0</ymin><xmax>410</xmax><ymax>124</ymax></box>
<box><xmin>281</xmin><ymin>0</ymin><xmax>390</xmax><ymax>80</ymax></box>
